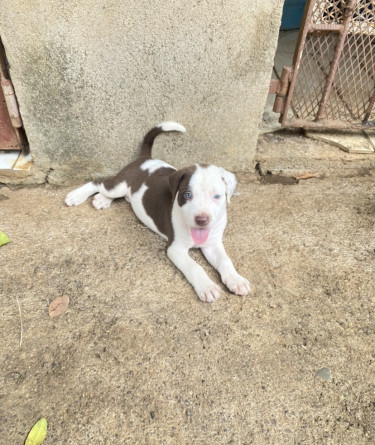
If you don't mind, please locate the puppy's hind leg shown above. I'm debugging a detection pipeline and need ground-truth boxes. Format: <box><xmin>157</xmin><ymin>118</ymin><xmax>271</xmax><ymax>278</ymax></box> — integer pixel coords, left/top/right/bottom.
<box><xmin>92</xmin><ymin>179</ymin><xmax>131</xmax><ymax>210</ymax></box>
<box><xmin>65</xmin><ymin>182</ymin><xmax>100</xmax><ymax>207</ymax></box>
<box><xmin>65</xmin><ymin>177</ymin><xmax>130</xmax><ymax>209</ymax></box>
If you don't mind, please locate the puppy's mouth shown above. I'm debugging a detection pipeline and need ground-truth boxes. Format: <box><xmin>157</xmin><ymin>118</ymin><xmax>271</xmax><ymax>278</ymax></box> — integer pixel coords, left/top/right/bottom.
<box><xmin>190</xmin><ymin>228</ymin><xmax>210</xmax><ymax>245</ymax></box>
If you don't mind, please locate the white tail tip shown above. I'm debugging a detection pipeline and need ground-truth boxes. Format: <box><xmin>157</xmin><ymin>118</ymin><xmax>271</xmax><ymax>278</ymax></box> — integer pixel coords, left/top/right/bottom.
<box><xmin>158</xmin><ymin>121</ymin><xmax>186</xmax><ymax>133</ymax></box>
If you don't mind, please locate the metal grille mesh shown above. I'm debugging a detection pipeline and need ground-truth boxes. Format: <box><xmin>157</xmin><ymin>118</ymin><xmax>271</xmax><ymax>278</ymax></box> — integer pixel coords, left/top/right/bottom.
<box><xmin>311</xmin><ymin>0</ymin><xmax>347</xmax><ymax>23</ymax></box>
<box><xmin>287</xmin><ymin>0</ymin><xmax>375</xmax><ymax>128</ymax></box>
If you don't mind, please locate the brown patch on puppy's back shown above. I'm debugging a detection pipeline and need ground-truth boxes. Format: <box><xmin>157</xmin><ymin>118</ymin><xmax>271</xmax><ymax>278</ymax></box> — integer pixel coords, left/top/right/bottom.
<box><xmin>95</xmin><ymin>159</ymin><xmax>149</xmax><ymax>195</ymax></box>
<box><xmin>142</xmin><ymin>167</ymin><xmax>176</xmax><ymax>243</ymax></box>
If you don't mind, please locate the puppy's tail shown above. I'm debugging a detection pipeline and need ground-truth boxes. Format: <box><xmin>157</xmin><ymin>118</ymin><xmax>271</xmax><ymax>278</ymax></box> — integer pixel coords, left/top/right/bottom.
<box><xmin>139</xmin><ymin>121</ymin><xmax>186</xmax><ymax>159</ymax></box>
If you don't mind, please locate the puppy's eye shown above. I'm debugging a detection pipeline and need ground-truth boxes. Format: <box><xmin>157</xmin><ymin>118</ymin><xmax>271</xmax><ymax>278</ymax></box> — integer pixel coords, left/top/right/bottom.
<box><xmin>213</xmin><ymin>194</ymin><xmax>221</xmax><ymax>200</ymax></box>
<box><xmin>184</xmin><ymin>191</ymin><xmax>192</xmax><ymax>200</ymax></box>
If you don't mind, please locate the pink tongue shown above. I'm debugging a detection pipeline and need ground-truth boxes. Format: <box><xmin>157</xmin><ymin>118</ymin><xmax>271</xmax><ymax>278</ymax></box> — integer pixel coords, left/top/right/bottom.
<box><xmin>191</xmin><ymin>228</ymin><xmax>210</xmax><ymax>244</ymax></box>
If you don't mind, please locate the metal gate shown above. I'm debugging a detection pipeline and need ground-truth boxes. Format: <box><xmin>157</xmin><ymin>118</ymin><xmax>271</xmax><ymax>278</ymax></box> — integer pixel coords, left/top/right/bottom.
<box><xmin>272</xmin><ymin>0</ymin><xmax>375</xmax><ymax>129</ymax></box>
<box><xmin>0</xmin><ymin>38</ymin><xmax>25</xmax><ymax>150</ymax></box>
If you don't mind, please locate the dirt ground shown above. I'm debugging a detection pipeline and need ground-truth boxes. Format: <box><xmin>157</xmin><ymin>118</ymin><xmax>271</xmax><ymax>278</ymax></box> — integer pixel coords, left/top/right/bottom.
<box><xmin>1</xmin><ymin>150</ymin><xmax>374</xmax><ymax>443</ymax></box>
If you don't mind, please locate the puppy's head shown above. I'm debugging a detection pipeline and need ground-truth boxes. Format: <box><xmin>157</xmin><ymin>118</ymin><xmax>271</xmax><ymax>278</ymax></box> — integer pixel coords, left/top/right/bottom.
<box><xmin>169</xmin><ymin>164</ymin><xmax>237</xmax><ymax>244</ymax></box>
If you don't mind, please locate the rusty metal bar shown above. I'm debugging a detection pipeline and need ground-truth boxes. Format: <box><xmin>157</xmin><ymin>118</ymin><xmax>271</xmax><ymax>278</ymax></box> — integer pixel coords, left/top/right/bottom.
<box><xmin>280</xmin><ymin>118</ymin><xmax>374</xmax><ymax>130</ymax></box>
<box><xmin>0</xmin><ymin>81</ymin><xmax>21</xmax><ymax>150</ymax></box>
<box><xmin>0</xmin><ymin>39</ymin><xmax>23</xmax><ymax>129</ymax></box>
<box><xmin>273</xmin><ymin>66</ymin><xmax>293</xmax><ymax>113</ymax></box>
<box><xmin>314</xmin><ymin>0</ymin><xmax>356</xmax><ymax>121</ymax></box>
<box><xmin>308</xmin><ymin>24</ymin><xmax>344</xmax><ymax>32</ymax></box>
<box><xmin>280</xmin><ymin>0</ymin><xmax>317</xmax><ymax>124</ymax></box>
<box><xmin>0</xmin><ymin>38</ymin><xmax>26</xmax><ymax>151</ymax></box>
<box><xmin>291</xmin><ymin>0</ymin><xmax>317</xmax><ymax>69</ymax></box>
<box><xmin>1</xmin><ymin>77</ymin><xmax>22</xmax><ymax>128</ymax></box>
<box><xmin>363</xmin><ymin>87</ymin><xmax>375</xmax><ymax>124</ymax></box>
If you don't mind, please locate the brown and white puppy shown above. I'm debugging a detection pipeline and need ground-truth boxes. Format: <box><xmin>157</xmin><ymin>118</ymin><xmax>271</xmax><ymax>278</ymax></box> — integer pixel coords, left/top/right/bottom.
<box><xmin>65</xmin><ymin>122</ymin><xmax>250</xmax><ymax>302</ymax></box>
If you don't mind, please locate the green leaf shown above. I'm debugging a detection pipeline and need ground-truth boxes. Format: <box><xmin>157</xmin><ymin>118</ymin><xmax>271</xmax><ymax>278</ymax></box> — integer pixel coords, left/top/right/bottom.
<box><xmin>0</xmin><ymin>231</ymin><xmax>9</xmax><ymax>247</ymax></box>
<box><xmin>25</xmin><ymin>417</ymin><xmax>47</xmax><ymax>445</ymax></box>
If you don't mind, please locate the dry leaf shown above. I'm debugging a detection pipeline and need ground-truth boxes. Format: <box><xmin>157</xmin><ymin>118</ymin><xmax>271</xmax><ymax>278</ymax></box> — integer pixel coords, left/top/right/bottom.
<box><xmin>49</xmin><ymin>294</ymin><xmax>70</xmax><ymax>318</ymax></box>
<box><xmin>295</xmin><ymin>172</ymin><xmax>320</xmax><ymax>180</ymax></box>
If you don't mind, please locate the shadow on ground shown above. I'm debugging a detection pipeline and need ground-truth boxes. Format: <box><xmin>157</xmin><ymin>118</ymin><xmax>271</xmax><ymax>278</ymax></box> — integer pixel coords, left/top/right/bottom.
<box><xmin>0</xmin><ymin>171</ymin><xmax>374</xmax><ymax>443</ymax></box>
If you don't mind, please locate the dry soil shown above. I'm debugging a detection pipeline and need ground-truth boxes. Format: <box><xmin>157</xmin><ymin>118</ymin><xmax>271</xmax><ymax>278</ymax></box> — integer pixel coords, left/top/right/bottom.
<box><xmin>0</xmin><ymin>169</ymin><xmax>374</xmax><ymax>444</ymax></box>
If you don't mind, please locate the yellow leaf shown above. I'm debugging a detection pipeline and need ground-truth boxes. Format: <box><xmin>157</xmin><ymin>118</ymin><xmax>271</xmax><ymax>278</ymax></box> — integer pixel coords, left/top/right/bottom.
<box><xmin>0</xmin><ymin>231</ymin><xmax>9</xmax><ymax>247</ymax></box>
<box><xmin>25</xmin><ymin>417</ymin><xmax>47</xmax><ymax>445</ymax></box>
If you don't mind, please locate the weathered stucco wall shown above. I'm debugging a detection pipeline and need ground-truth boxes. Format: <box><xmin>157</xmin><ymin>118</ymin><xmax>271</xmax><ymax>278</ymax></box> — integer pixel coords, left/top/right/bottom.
<box><xmin>0</xmin><ymin>0</ymin><xmax>283</xmax><ymax>184</ymax></box>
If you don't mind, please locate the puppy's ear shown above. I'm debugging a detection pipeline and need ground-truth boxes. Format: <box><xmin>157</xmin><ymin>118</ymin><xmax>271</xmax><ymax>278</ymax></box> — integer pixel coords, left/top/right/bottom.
<box><xmin>169</xmin><ymin>169</ymin><xmax>185</xmax><ymax>202</ymax></box>
<box><xmin>221</xmin><ymin>169</ymin><xmax>237</xmax><ymax>203</ymax></box>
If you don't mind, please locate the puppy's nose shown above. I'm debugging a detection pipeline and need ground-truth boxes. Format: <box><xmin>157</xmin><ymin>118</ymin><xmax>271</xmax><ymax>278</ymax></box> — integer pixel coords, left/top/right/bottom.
<box><xmin>195</xmin><ymin>214</ymin><xmax>210</xmax><ymax>227</ymax></box>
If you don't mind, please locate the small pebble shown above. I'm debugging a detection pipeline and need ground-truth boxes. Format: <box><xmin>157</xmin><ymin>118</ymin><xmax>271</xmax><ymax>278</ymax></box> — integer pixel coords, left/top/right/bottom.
<box><xmin>316</xmin><ymin>367</ymin><xmax>331</xmax><ymax>381</ymax></box>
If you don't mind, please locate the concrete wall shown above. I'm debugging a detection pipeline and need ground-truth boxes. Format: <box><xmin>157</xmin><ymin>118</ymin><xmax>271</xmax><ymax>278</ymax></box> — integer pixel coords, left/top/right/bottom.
<box><xmin>0</xmin><ymin>0</ymin><xmax>283</xmax><ymax>184</ymax></box>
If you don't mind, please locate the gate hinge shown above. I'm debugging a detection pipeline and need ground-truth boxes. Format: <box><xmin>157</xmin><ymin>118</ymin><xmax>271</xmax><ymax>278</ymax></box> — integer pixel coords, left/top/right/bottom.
<box><xmin>268</xmin><ymin>66</ymin><xmax>293</xmax><ymax>114</ymax></box>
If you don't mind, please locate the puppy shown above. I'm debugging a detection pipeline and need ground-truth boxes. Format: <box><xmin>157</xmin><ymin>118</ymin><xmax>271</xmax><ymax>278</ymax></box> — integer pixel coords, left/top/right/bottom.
<box><xmin>65</xmin><ymin>122</ymin><xmax>250</xmax><ymax>302</ymax></box>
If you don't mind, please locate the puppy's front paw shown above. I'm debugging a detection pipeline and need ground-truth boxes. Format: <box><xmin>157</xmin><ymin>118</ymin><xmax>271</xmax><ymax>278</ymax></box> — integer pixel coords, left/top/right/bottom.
<box><xmin>195</xmin><ymin>279</ymin><xmax>222</xmax><ymax>303</ymax></box>
<box><xmin>223</xmin><ymin>273</ymin><xmax>251</xmax><ymax>296</ymax></box>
